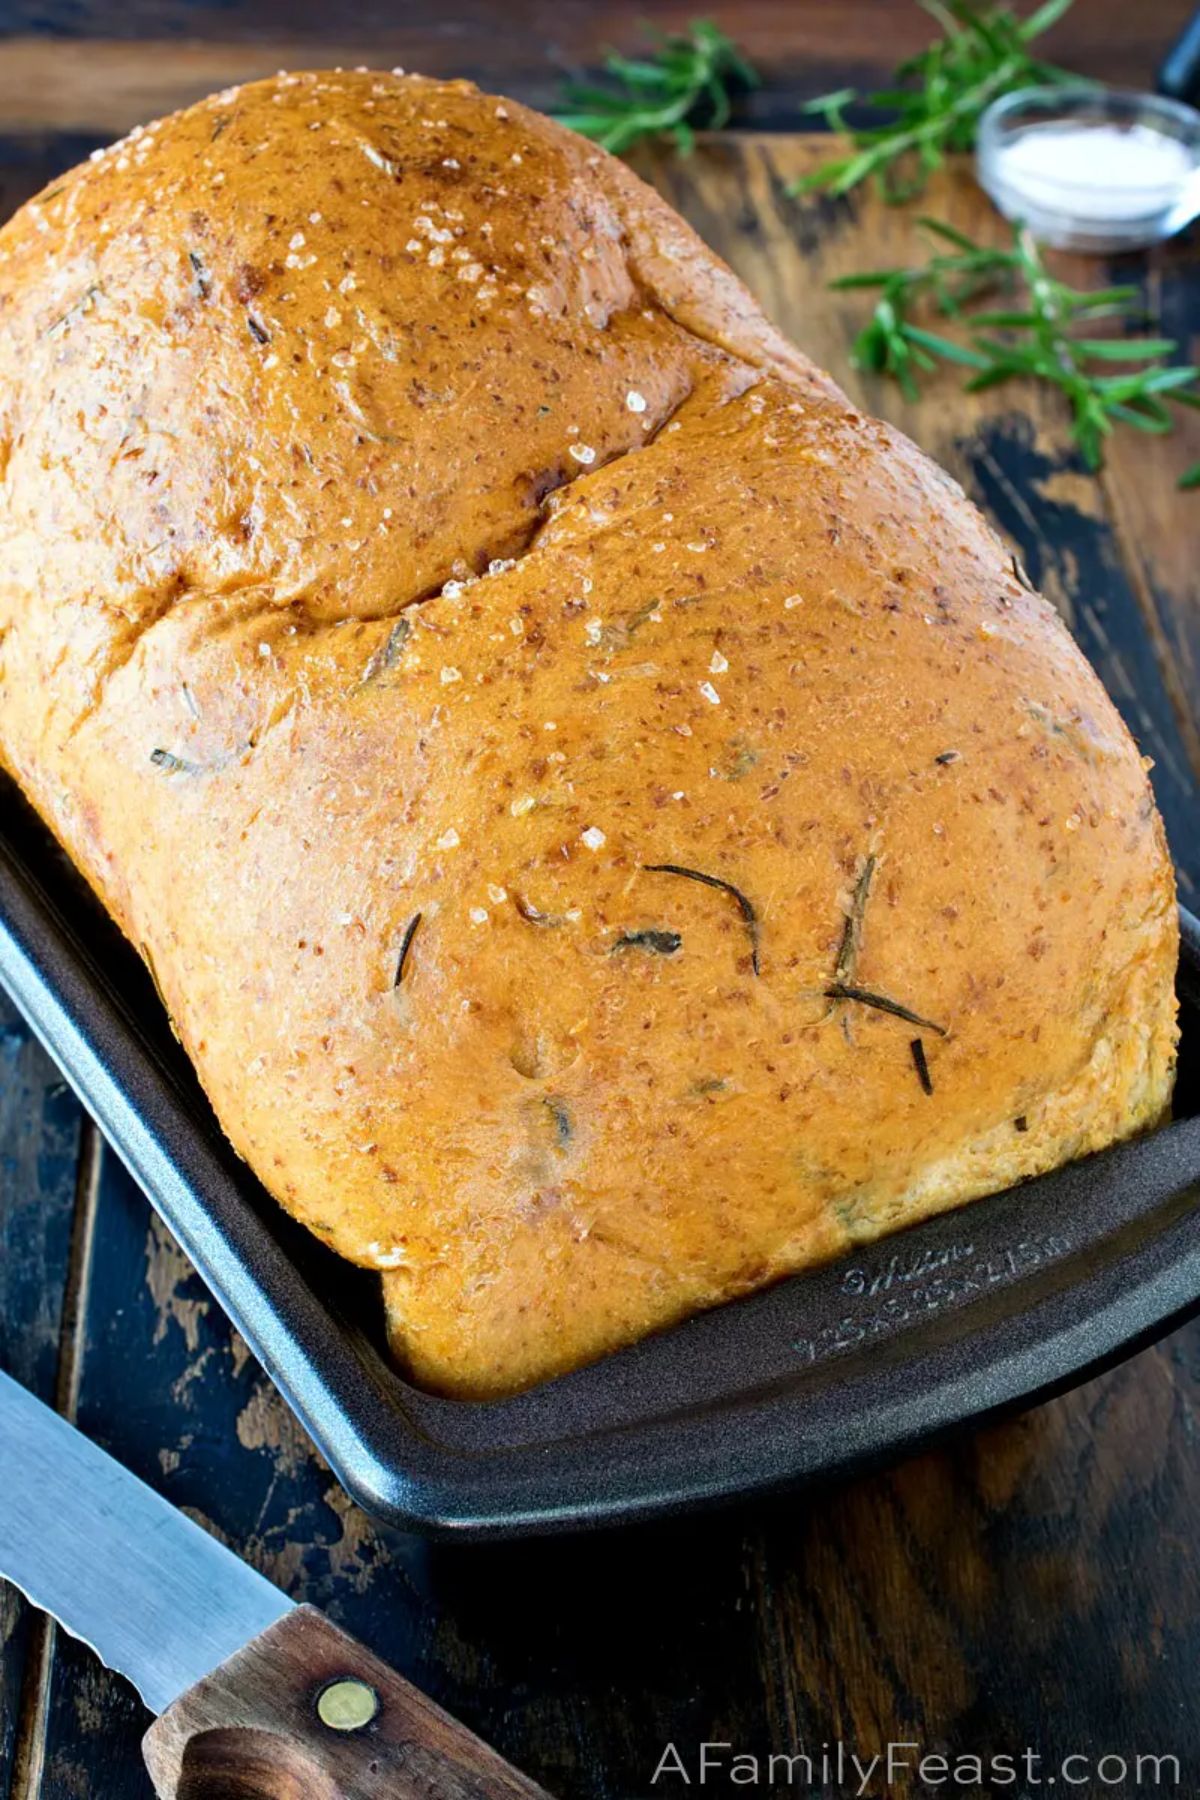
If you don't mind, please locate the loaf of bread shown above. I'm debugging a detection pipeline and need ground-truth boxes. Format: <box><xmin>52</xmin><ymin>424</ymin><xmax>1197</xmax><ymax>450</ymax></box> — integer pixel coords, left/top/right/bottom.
<box><xmin>0</xmin><ymin>71</ymin><xmax>1177</xmax><ymax>1397</ymax></box>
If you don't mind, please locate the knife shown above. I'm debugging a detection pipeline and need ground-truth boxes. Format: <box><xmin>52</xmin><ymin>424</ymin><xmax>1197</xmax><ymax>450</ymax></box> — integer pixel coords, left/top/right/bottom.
<box><xmin>0</xmin><ymin>1369</ymin><xmax>554</xmax><ymax>1799</ymax></box>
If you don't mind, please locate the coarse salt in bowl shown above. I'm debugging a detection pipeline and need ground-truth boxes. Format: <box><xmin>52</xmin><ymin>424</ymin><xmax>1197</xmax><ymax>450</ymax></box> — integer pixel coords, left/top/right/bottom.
<box><xmin>977</xmin><ymin>87</ymin><xmax>1200</xmax><ymax>253</ymax></box>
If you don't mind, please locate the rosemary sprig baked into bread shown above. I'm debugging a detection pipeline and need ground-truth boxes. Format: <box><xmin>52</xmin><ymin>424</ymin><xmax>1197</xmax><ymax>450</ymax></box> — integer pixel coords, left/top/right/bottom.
<box><xmin>0</xmin><ymin>73</ymin><xmax>1177</xmax><ymax>1396</ymax></box>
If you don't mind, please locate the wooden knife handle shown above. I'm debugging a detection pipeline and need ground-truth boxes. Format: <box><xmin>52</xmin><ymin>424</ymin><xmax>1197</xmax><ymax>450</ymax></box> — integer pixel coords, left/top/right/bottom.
<box><xmin>142</xmin><ymin>1606</ymin><xmax>556</xmax><ymax>1800</ymax></box>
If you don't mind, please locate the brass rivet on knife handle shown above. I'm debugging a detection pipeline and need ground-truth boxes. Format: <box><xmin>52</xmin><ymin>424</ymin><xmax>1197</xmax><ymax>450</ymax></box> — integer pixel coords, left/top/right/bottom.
<box><xmin>142</xmin><ymin>1606</ymin><xmax>558</xmax><ymax>1800</ymax></box>
<box><xmin>316</xmin><ymin>1677</ymin><xmax>379</xmax><ymax>1733</ymax></box>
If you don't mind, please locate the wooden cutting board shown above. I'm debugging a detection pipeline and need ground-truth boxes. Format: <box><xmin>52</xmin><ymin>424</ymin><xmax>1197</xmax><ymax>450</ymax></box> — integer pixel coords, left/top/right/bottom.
<box><xmin>1</xmin><ymin>124</ymin><xmax>1199</xmax><ymax>1800</ymax></box>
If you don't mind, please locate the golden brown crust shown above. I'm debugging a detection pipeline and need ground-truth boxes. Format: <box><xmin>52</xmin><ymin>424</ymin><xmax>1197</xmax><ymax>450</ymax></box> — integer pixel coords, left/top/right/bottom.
<box><xmin>0</xmin><ymin>72</ymin><xmax>1177</xmax><ymax>1396</ymax></box>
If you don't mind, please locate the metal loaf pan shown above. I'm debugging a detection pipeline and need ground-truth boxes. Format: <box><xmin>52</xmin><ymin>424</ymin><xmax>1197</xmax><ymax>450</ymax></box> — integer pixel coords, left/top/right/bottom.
<box><xmin>1</xmin><ymin>775</ymin><xmax>1198</xmax><ymax>1537</ymax></box>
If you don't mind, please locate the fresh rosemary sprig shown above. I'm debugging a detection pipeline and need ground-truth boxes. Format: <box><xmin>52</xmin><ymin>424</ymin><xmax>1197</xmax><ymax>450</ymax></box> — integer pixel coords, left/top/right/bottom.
<box><xmin>833</xmin><ymin>220</ymin><xmax>1200</xmax><ymax>475</ymax></box>
<box><xmin>793</xmin><ymin>0</ymin><xmax>1080</xmax><ymax>200</ymax></box>
<box><xmin>554</xmin><ymin>19</ymin><xmax>757</xmax><ymax>156</ymax></box>
<box><xmin>834</xmin><ymin>219</ymin><xmax>1016</xmax><ymax>398</ymax></box>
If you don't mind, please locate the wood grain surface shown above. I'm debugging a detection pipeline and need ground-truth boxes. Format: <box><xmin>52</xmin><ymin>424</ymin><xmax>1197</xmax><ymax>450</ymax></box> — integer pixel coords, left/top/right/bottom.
<box><xmin>1</xmin><ymin>63</ymin><xmax>1200</xmax><ymax>1800</ymax></box>
<box><xmin>0</xmin><ymin>0</ymin><xmax>1190</xmax><ymax>133</ymax></box>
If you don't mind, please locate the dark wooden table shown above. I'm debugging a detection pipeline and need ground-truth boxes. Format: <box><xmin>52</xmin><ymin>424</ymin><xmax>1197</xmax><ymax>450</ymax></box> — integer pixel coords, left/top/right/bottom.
<box><xmin>0</xmin><ymin>0</ymin><xmax>1194</xmax><ymax>134</ymax></box>
<box><xmin>3</xmin><ymin>6</ymin><xmax>1200</xmax><ymax>1797</ymax></box>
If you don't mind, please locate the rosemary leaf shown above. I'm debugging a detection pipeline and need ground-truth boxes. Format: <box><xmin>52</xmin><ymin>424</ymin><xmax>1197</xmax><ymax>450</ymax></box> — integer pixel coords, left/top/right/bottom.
<box><xmin>901</xmin><ymin>324</ymin><xmax>992</xmax><ymax>366</ymax></box>
<box><xmin>394</xmin><ymin>912</ymin><xmax>422</xmax><ymax>987</ymax></box>
<box><xmin>824</xmin><ymin>983</ymin><xmax>948</xmax><ymax>1035</ymax></box>
<box><xmin>910</xmin><ymin>1036</ymin><xmax>934</xmax><ymax>1094</ymax></box>
<box><xmin>835</xmin><ymin>854</ymin><xmax>876</xmax><ymax>983</ymax></box>
<box><xmin>555</xmin><ymin>20</ymin><xmax>757</xmax><ymax>157</ymax></box>
<box><xmin>612</xmin><ymin>928</ymin><xmax>683</xmax><ymax>956</ymax></box>
<box><xmin>1071</xmin><ymin>337</ymin><xmax>1179</xmax><ymax>361</ymax></box>
<box><xmin>644</xmin><ymin>863</ymin><xmax>760</xmax><ymax>974</ymax></box>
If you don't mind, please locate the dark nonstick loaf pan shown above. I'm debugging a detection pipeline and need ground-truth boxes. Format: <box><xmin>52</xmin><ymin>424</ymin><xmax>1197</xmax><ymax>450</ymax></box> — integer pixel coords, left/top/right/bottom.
<box><xmin>1</xmin><ymin>771</ymin><xmax>1198</xmax><ymax>1537</ymax></box>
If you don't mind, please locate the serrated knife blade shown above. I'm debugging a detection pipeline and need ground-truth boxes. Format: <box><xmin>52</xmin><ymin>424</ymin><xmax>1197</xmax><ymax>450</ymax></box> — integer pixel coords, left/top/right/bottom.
<box><xmin>0</xmin><ymin>1372</ymin><xmax>556</xmax><ymax>1797</ymax></box>
<box><xmin>0</xmin><ymin>1368</ymin><xmax>292</xmax><ymax>1714</ymax></box>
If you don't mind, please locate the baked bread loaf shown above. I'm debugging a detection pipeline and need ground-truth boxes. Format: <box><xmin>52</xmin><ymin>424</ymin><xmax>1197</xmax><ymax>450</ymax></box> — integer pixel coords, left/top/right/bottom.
<box><xmin>0</xmin><ymin>71</ymin><xmax>1177</xmax><ymax>1397</ymax></box>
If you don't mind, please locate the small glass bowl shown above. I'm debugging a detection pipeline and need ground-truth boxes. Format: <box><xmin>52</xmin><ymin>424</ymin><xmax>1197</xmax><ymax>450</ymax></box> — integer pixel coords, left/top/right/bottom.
<box><xmin>977</xmin><ymin>86</ymin><xmax>1200</xmax><ymax>252</ymax></box>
